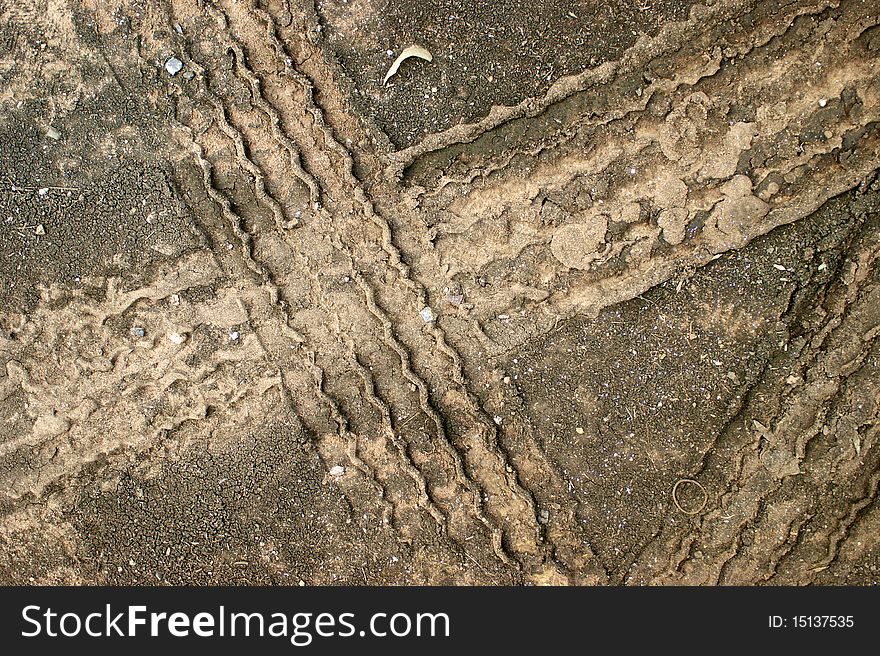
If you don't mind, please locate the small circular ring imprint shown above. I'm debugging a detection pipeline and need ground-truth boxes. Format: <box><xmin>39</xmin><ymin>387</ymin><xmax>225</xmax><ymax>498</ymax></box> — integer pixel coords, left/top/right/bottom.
<box><xmin>672</xmin><ymin>478</ymin><xmax>708</xmax><ymax>515</ymax></box>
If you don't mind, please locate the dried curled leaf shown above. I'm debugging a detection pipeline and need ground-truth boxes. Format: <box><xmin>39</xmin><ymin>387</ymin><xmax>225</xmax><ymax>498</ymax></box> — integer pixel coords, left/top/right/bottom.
<box><xmin>383</xmin><ymin>45</ymin><xmax>433</xmax><ymax>85</ymax></box>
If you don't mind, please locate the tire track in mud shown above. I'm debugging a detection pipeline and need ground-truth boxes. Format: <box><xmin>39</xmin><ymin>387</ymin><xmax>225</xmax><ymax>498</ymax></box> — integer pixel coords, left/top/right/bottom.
<box><xmin>203</xmin><ymin>17</ymin><xmax>476</xmax><ymax>552</ymax></box>
<box><xmin>155</xmin><ymin>0</ymin><xmax>541</xmax><ymax>572</ymax></box>
<box><xmin>696</xmin><ymin>211</ymin><xmax>877</xmax><ymax>583</ymax></box>
<box><xmin>252</xmin><ymin>1</ymin><xmax>592</xmax><ymax>575</ymax></box>
<box><xmin>160</xmin><ymin>4</ymin><xmax>409</xmax><ymax>541</ymax></box>
<box><xmin>165</xmin><ymin>10</ymin><xmax>447</xmax><ymax>548</ymax></box>
<box><xmin>208</xmin><ymin>45</ymin><xmax>429</xmax><ymax>537</ymax></box>
<box><xmin>304</xmin><ymin>348</ymin><xmax>397</xmax><ymax>532</ymax></box>
<box><xmin>5</xmin><ymin>0</ymin><xmax>880</xmax><ymax>584</ymax></box>
<box><xmin>383</xmin><ymin>0</ymin><xmax>839</xmax><ymax>180</ymax></box>
<box><xmin>343</xmin><ymin>336</ymin><xmax>446</xmax><ymax>532</ymax></box>
<box><xmin>620</xmin><ymin>205</ymin><xmax>880</xmax><ymax>585</ymax></box>
<box><xmin>348</xmin><ymin>0</ymin><xmax>879</xmax><ymax>580</ymax></box>
<box><xmin>223</xmin><ymin>38</ymin><xmax>322</xmax><ymax>212</ymax></box>
<box><xmin>397</xmin><ymin>0</ymin><xmax>843</xmax><ymax>185</ymax></box>
<box><xmin>234</xmin><ymin>0</ymin><xmax>880</xmax><ymax>582</ymax></box>
<box><xmin>355</xmin><ymin>1</ymin><xmax>880</xmax><ymax>582</ymax></box>
<box><xmin>400</xmin><ymin>5</ymin><xmax>876</xmax><ymax>280</ymax></box>
<box><xmin>0</xmin><ymin>250</ymin><xmax>275</xmax><ymax>504</ymax></box>
<box><xmin>720</xmin><ymin>224</ymin><xmax>880</xmax><ymax>585</ymax></box>
<box><xmin>201</xmin><ymin>0</ymin><xmax>563</xmax><ymax>570</ymax></box>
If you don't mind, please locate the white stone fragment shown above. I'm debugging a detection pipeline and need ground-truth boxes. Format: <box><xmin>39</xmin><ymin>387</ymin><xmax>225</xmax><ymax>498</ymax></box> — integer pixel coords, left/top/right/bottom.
<box><xmin>168</xmin><ymin>332</ymin><xmax>186</xmax><ymax>345</ymax></box>
<box><xmin>164</xmin><ymin>56</ymin><xmax>183</xmax><ymax>76</ymax></box>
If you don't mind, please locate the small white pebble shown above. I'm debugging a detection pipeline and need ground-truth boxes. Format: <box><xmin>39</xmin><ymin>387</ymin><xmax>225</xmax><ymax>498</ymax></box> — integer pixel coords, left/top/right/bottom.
<box><xmin>164</xmin><ymin>56</ymin><xmax>183</xmax><ymax>76</ymax></box>
<box><xmin>493</xmin><ymin>415</ymin><xmax>503</xmax><ymax>425</ymax></box>
<box><xmin>818</xmin><ymin>98</ymin><xmax>827</xmax><ymax>107</ymax></box>
<box><xmin>46</xmin><ymin>126</ymin><xmax>61</xmax><ymax>140</ymax></box>
<box><xmin>419</xmin><ymin>306</ymin><xmax>435</xmax><ymax>322</ymax></box>
<box><xmin>229</xmin><ymin>330</ymin><xmax>240</xmax><ymax>342</ymax></box>
<box><xmin>168</xmin><ymin>332</ymin><xmax>186</xmax><ymax>345</ymax></box>
<box><xmin>329</xmin><ymin>465</ymin><xmax>345</xmax><ymax>477</ymax></box>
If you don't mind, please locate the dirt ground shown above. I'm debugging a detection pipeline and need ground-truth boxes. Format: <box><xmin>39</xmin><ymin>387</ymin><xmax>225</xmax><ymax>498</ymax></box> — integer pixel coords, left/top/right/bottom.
<box><xmin>1</xmin><ymin>0</ymin><xmax>879</xmax><ymax>585</ymax></box>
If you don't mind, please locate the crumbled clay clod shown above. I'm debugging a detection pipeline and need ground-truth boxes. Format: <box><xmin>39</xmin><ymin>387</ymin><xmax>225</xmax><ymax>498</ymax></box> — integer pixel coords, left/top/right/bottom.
<box><xmin>617</xmin><ymin>202</ymin><xmax>642</xmax><ymax>224</ymax></box>
<box><xmin>657</xmin><ymin>208</ymin><xmax>689</xmax><ymax>245</ymax></box>
<box><xmin>700</xmin><ymin>122</ymin><xmax>757</xmax><ymax>179</ymax></box>
<box><xmin>709</xmin><ymin>175</ymin><xmax>770</xmax><ymax>248</ymax></box>
<box><xmin>550</xmin><ymin>215</ymin><xmax>609</xmax><ymax>269</ymax></box>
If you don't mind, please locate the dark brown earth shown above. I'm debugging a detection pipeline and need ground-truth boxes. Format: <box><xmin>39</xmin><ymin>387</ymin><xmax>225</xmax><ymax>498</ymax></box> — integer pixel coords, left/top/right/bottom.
<box><xmin>1</xmin><ymin>0</ymin><xmax>879</xmax><ymax>585</ymax></box>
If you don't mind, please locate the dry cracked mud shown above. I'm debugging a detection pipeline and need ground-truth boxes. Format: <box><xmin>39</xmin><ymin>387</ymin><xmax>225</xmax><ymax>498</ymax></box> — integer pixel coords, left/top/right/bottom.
<box><xmin>1</xmin><ymin>0</ymin><xmax>879</xmax><ymax>585</ymax></box>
